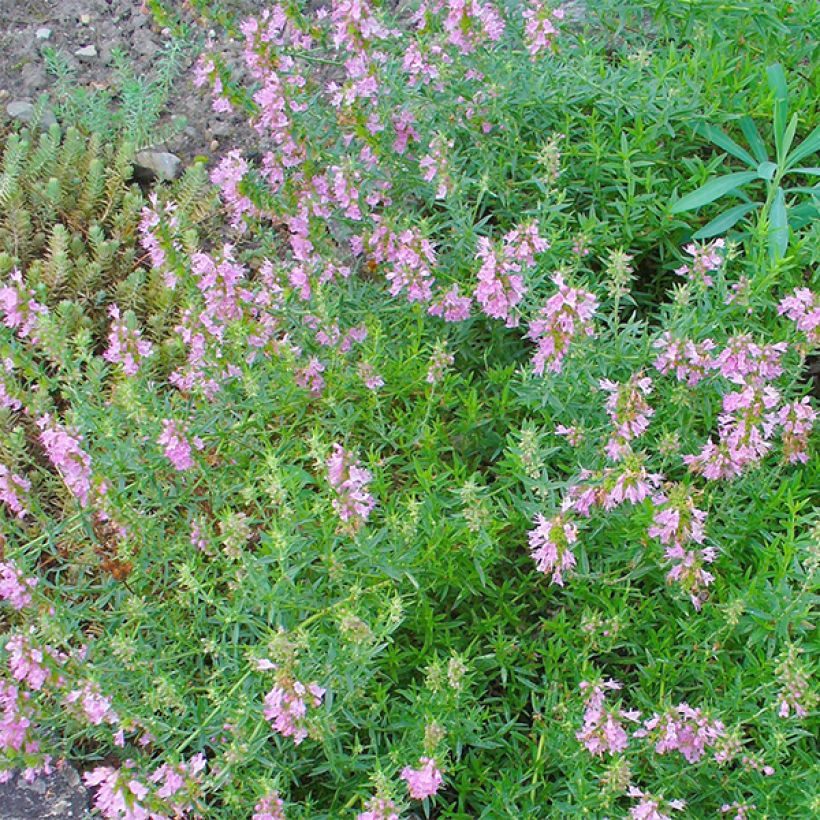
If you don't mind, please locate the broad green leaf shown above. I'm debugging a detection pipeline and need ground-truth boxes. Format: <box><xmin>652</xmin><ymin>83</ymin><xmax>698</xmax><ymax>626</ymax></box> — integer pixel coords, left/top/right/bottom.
<box><xmin>757</xmin><ymin>161</ymin><xmax>777</xmax><ymax>181</ymax></box>
<box><xmin>696</xmin><ymin>123</ymin><xmax>757</xmax><ymax>167</ymax></box>
<box><xmin>671</xmin><ymin>171</ymin><xmax>758</xmax><ymax>213</ymax></box>
<box><xmin>693</xmin><ymin>203</ymin><xmax>760</xmax><ymax>239</ymax></box>
<box><xmin>790</xmin><ymin>200</ymin><xmax>820</xmax><ymax>229</ymax></box>
<box><xmin>740</xmin><ymin>116</ymin><xmax>769</xmax><ymax>163</ymax></box>
<box><xmin>768</xmin><ymin>186</ymin><xmax>788</xmax><ymax>261</ymax></box>
<box><xmin>766</xmin><ymin>64</ymin><xmax>789</xmax><ymax>161</ymax></box>
<box><xmin>786</xmin><ymin>123</ymin><xmax>820</xmax><ymax>167</ymax></box>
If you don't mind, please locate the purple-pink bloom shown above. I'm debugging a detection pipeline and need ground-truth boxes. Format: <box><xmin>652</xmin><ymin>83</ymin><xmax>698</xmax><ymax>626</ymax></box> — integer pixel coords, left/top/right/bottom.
<box><xmin>528</xmin><ymin>512</ymin><xmax>577</xmax><ymax>586</ymax></box>
<box><xmin>0</xmin><ymin>270</ymin><xmax>48</xmax><ymax>341</ymax></box>
<box><xmin>104</xmin><ymin>306</ymin><xmax>153</xmax><ymax>376</ymax></box>
<box><xmin>576</xmin><ymin>679</ymin><xmax>640</xmax><ymax>756</ymax></box>
<box><xmin>522</xmin><ymin>2</ymin><xmax>564</xmax><ymax>58</ymax></box>
<box><xmin>253</xmin><ymin>791</ymin><xmax>286</xmax><ymax>820</ymax></box>
<box><xmin>0</xmin><ymin>466</ymin><xmax>31</xmax><ymax>520</ymax></box>
<box><xmin>37</xmin><ymin>415</ymin><xmax>94</xmax><ymax>507</ymax></box>
<box><xmin>0</xmin><ymin>561</ymin><xmax>37</xmax><ymax>609</ymax></box>
<box><xmin>778</xmin><ymin>287</ymin><xmax>819</xmax><ymax>346</ymax></box>
<box><xmin>327</xmin><ymin>443</ymin><xmax>376</xmax><ymax>529</ymax></box>
<box><xmin>400</xmin><ymin>756</ymin><xmax>443</xmax><ymax>800</ymax></box>
<box><xmin>263</xmin><ymin>677</ymin><xmax>325</xmax><ymax>746</ymax></box>
<box><xmin>527</xmin><ymin>273</ymin><xmax>597</xmax><ymax>374</ymax></box>
<box><xmin>358</xmin><ymin>796</ymin><xmax>399</xmax><ymax>820</ymax></box>
<box><xmin>158</xmin><ymin>419</ymin><xmax>203</xmax><ymax>472</ymax></box>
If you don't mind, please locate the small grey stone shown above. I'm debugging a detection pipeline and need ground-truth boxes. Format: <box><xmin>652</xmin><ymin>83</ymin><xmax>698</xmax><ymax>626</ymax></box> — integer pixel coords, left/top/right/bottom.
<box><xmin>6</xmin><ymin>101</ymin><xmax>57</xmax><ymax>128</ymax></box>
<box><xmin>74</xmin><ymin>45</ymin><xmax>97</xmax><ymax>60</ymax></box>
<box><xmin>134</xmin><ymin>150</ymin><xmax>182</xmax><ymax>181</ymax></box>
<box><xmin>35</xmin><ymin>27</ymin><xmax>52</xmax><ymax>40</ymax></box>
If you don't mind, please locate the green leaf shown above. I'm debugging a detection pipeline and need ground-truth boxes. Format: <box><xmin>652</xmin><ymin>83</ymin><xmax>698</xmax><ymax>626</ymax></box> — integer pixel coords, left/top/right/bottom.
<box><xmin>692</xmin><ymin>203</ymin><xmax>760</xmax><ymax>239</ymax></box>
<box><xmin>757</xmin><ymin>161</ymin><xmax>777</xmax><ymax>181</ymax></box>
<box><xmin>740</xmin><ymin>116</ymin><xmax>769</xmax><ymax>163</ymax></box>
<box><xmin>783</xmin><ymin>167</ymin><xmax>820</xmax><ymax>177</ymax></box>
<box><xmin>789</xmin><ymin>200</ymin><xmax>820</xmax><ymax>229</ymax></box>
<box><xmin>768</xmin><ymin>186</ymin><xmax>788</xmax><ymax>261</ymax></box>
<box><xmin>782</xmin><ymin>113</ymin><xmax>799</xmax><ymax>160</ymax></box>
<box><xmin>695</xmin><ymin>123</ymin><xmax>757</xmax><ymax>167</ymax></box>
<box><xmin>784</xmin><ymin>186</ymin><xmax>820</xmax><ymax>196</ymax></box>
<box><xmin>786</xmin><ymin>123</ymin><xmax>820</xmax><ymax>167</ymax></box>
<box><xmin>671</xmin><ymin>171</ymin><xmax>759</xmax><ymax>213</ymax></box>
<box><xmin>766</xmin><ymin>64</ymin><xmax>789</xmax><ymax>161</ymax></box>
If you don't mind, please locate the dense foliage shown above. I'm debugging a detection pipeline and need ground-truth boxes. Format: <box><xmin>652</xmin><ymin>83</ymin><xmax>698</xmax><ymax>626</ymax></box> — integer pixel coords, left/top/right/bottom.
<box><xmin>1</xmin><ymin>1</ymin><xmax>817</xmax><ymax>818</ymax></box>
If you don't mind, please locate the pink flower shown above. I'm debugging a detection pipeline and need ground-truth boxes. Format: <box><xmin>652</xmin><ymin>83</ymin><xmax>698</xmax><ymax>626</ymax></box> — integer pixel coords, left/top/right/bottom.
<box><xmin>528</xmin><ymin>513</ymin><xmax>577</xmax><ymax>586</ymax></box>
<box><xmin>295</xmin><ymin>357</ymin><xmax>326</xmax><ymax>396</ymax></box>
<box><xmin>442</xmin><ymin>0</ymin><xmax>505</xmax><ymax>54</ymax></box>
<box><xmin>428</xmin><ymin>284</ymin><xmax>471</xmax><ymax>322</ymax></box>
<box><xmin>327</xmin><ymin>444</ymin><xmax>376</xmax><ymax>529</ymax></box>
<box><xmin>674</xmin><ymin>238</ymin><xmax>725</xmax><ymax>287</ymax></box>
<box><xmin>427</xmin><ymin>344</ymin><xmax>455</xmax><ymax>384</ymax></box>
<box><xmin>528</xmin><ymin>274</ymin><xmax>597</xmax><ymax>374</ymax></box>
<box><xmin>211</xmin><ymin>150</ymin><xmax>261</xmax><ymax>230</ymax></box>
<box><xmin>0</xmin><ymin>561</ymin><xmax>37</xmax><ymax>609</ymax></box>
<box><xmin>0</xmin><ymin>358</ymin><xmax>21</xmax><ymax>411</ymax></box>
<box><xmin>368</xmin><ymin>225</ymin><xmax>436</xmax><ymax>304</ymax></box>
<box><xmin>0</xmin><ymin>269</ymin><xmax>48</xmax><ymax>340</ymax></box>
<box><xmin>64</xmin><ymin>681</ymin><xmax>119</xmax><ymax>726</ymax></box>
<box><xmin>83</xmin><ymin>764</ymin><xmax>151</xmax><ymax>820</ymax></box>
<box><xmin>400</xmin><ymin>756</ymin><xmax>443</xmax><ymax>800</ymax></box>
<box><xmin>600</xmin><ymin>374</ymin><xmax>654</xmax><ymax>460</ymax></box>
<box><xmin>576</xmin><ymin>679</ymin><xmax>640</xmax><ymax>756</ymax></box>
<box><xmin>358</xmin><ymin>796</ymin><xmax>399</xmax><ymax>820</ymax></box>
<box><xmin>523</xmin><ymin>2</ymin><xmax>564</xmax><ymax>58</ymax></box>
<box><xmin>648</xmin><ymin>488</ymin><xmax>707</xmax><ymax>547</ymax></box>
<box><xmin>775</xmin><ymin>647</ymin><xmax>816</xmax><ymax>719</ymax></box>
<box><xmin>0</xmin><ymin>466</ymin><xmax>31</xmax><ymax>520</ymax></box>
<box><xmin>776</xmin><ymin>398</ymin><xmax>815</xmax><ymax>464</ymax></box>
<box><xmin>721</xmin><ymin>802</ymin><xmax>756</xmax><ymax>820</ymax></box>
<box><xmin>653</xmin><ymin>333</ymin><xmax>716</xmax><ymax>386</ymax></box>
<box><xmin>358</xmin><ymin>362</ymin><xmax>384</xmax><ymax>391</ymax></box>
<box><xmin>253</xmin><ymin>791</ymin><xmax>286</xmax><ymax>820</ymax></box>
<box><xmin>635</xmin><ymin>703</ymin><xmax>724</xmax><ymax>763</ymax></box>
<box><xmin>263</xmin><ymin>677</ymin><xmax>325</xmax><ymax>746</ymax></box>
<box><xmin>104</xmin><ymin>306</ymin><xmax>153</xmax><ymax>376</ymax></box>
<box><xmin>778</xmin><ymin>287</ymin><xmax>819</xmax><ymax>346</ymax></box>
<box><xmin>475</xmin><ymin>223</ymin><xmax>548</xmax><ymax>326</ymax></box>
<box><xmin>37</xmin><ymin>415</ymin><xmax>94</xmax><ymax>507</ymax></box>
<box><xmin>627</xmin><ymin>786</ymin><xmax>686</xmax><ymax>820</ymax></box>
<box><xmin>158</xmin><ymin>419</ymin><xmax>203</xmax><ymax>472</ymax></box>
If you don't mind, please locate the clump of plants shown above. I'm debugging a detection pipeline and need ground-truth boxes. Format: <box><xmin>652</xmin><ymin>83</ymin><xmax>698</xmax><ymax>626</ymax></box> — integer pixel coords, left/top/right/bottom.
<box><xmin>1</xmin><ymin>1</ymin><xmax>817</xmax><ymax>818</ymax></box>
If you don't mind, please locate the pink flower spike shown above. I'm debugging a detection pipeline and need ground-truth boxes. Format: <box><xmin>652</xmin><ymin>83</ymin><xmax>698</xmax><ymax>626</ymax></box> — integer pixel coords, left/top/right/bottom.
<box><xmin>400</xmin><ymin>756</ymin><xmax>443</xmax><ymax>800</ymax></box>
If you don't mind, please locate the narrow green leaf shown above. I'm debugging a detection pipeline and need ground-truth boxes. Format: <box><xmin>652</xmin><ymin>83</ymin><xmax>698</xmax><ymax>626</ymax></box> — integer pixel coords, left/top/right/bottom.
<box><xmin>768</xmin><ymin>186</ymin><xmax>788</xmax><ymax>261</ymax></box>
<box><xmin>783</xmin><ymin>167</ymin><xmax>820</xmax><ymax>177</ymax></box>
<box><xmin>692</xmin><ymin>203</ymin><xmax>760</xmax><ymax>239</ymax></box>
<box><xmin>695</xmin><ymin>123</ymin><xmax>757</xmax><ymax>167</ymax></box>
<box><xmin>784</xmin><ymin>186</ymin><xmax>820</xmax><ymax>196</ymax></box>
<box><xmin>671</xmin><ymin>171</ymin><xmax>759</xmax><ymax>213</ymax></box>
<box><xmin>767</xmin><ymin>64</ymin><xmax>789</xmax><ymax>161</ymax></box>
<box><xmin>740</xmin><ymin>116</ymin><xmax>769</xmax><ymax>163</ymax></box>
<box><xmin>786</xmin><ymin>123</ymin><xmax>820</xmax><ymax>167</ymax></box>
<box><xmin>757</xmin><ymin>161</ymin><xmax>777</xmax><ymax>181</ymax></box>
<box><xmin>782</xmin><ymin>113</ymin><xmax>799</xmax><ymax>159</ymax></box>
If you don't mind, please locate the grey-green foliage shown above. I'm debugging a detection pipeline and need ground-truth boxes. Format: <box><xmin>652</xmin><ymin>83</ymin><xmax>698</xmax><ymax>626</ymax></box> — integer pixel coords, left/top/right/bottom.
<box><xmin>42</xmin><ymin>39</ymin><xmax>189</xmax><ymax>151</ymax></box>
<box><xmin>671</xmin><ymin>63</ymin><xmax>820</xmax><ymax>261</ymax></box>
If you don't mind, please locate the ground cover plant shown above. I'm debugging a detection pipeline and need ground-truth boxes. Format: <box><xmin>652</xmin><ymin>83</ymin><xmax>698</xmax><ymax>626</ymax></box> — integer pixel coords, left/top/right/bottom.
<box><xmin>0</xmin><ymin>0</ymin><xmax>818</xmax><ymax>817</ymax></box>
